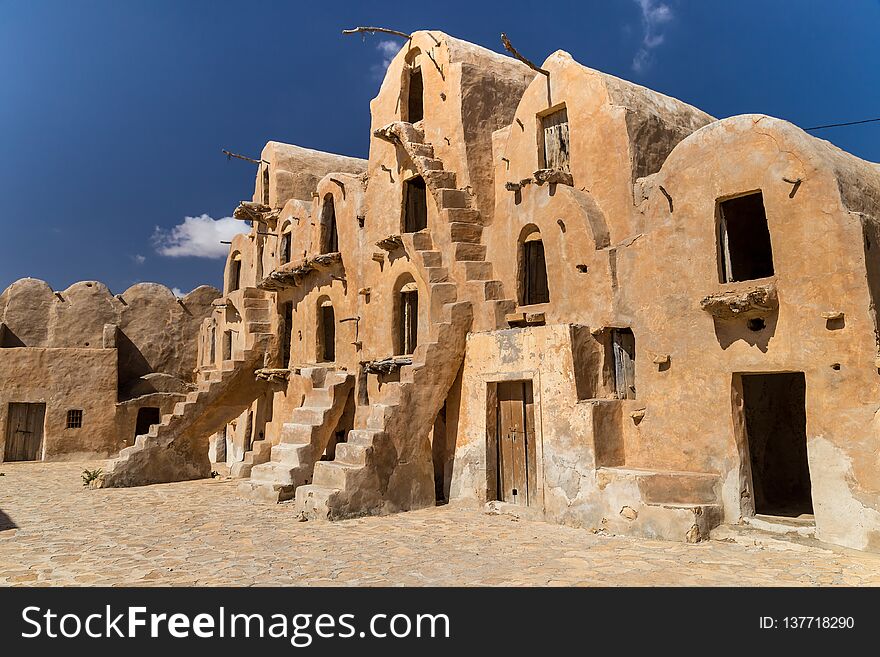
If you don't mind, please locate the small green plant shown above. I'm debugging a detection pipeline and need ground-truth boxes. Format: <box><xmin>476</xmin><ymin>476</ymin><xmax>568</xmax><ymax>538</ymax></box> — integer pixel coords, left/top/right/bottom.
<box><xmin>81</xmin><ymin>468</ymin><xmax>103</xmax><ymax>487</ymax></box>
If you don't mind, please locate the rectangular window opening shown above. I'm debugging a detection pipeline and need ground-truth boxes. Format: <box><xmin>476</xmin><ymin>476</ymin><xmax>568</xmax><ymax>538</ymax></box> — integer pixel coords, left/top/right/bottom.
<box><xmin>403</xmin><ymin>177</ymin><xmax>428</xmax><ymax>233</ymax></box>
<box><xmin>66</xmin><ymin>409</ymin><xmax>83</xmax><ymax>429</ymax></box>
<box><xmin>540</xmin><ymin>107</ymin><xmax>570</xmax><ymax>172</ymax></box>
<box><xmin>611</xmin><ymin>328</ymin><xmax>636</xmax><ymax>400</ymax></box>
<box><xmin>718</xmin><ymin>192</ymin><xmax>775</xmax><ymax>283</ymax></box>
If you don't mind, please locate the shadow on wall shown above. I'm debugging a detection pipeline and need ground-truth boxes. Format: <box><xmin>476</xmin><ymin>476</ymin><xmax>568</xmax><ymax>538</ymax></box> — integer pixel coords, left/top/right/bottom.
<box><xmin>712</xmin><ymin>312</ymin><xmax>778</xmax><ymax>353</ymax></box>
<box><xmin>0</xmin><ymin>325</ymin><xmax>25</xmax><ymax>347</ymax></box>
<box><xmin>116</xmin><ymin>330</ymin><xmax>154</xmax><ymax>388</ymax></box>
<box><xmin>0</xmin><ymin>509</ymin><xmax>17</xmax><ymax>531</ymax></box>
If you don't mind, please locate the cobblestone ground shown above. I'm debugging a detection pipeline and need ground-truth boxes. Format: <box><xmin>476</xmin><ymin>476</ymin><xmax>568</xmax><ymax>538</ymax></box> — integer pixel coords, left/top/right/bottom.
<box><xmin>1</xmin><ymin>461</ymin><xmax>879</xmax><ymax>586</ymax></box>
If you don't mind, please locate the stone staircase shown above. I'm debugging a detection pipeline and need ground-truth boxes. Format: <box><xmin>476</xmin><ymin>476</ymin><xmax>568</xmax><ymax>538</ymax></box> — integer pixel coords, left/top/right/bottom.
<box><xmin>239</xmin><ymin>367</ymin><xmax>354</xmax><ymax>503</ymax></box>
<box><xmin>595</xmin><ymin>466</ymin><xmax>723</xmax><ymax>543</ymax></box>
<box><xmin>294</xmin><ymin>300</ymin><xmax>472</xmax><ymax>519</ymax></box>
<box><xmin>374</xmin><ymin>121</ymin><xmax>515</xmax><ymax>331</ymax></box>
<box><xmin>99</xmin><ymin>291</ymin><xmax>273</xmax><ymax>488</ymax></box>
<box><xmin>293</xmin><ymin>122</ymin><xmax>486</xmax><ymax>519</ymax></box>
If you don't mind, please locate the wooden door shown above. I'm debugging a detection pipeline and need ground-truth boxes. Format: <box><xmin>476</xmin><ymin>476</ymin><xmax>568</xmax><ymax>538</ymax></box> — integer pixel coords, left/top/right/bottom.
<box><xmin>496</xmin><ymin>381</ymin><xmax>538</xmax><ymax>506</ymax></box>
<box><xmin>4</xmin><ymin>402</ymin><xmax>45</xmax><ymax>461</ymax></box>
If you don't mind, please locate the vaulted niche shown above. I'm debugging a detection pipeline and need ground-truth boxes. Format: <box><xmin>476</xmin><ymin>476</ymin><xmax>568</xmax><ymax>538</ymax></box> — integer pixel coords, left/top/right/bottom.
<box><xmin>717</xmin><ymin>192</ymin><xmax>775</xmax><ymax>283</ymax></box>
<box><xmin>403</xmin><ymin>176</ymin><xmax>428</xmax><ymax>233</ymax></box>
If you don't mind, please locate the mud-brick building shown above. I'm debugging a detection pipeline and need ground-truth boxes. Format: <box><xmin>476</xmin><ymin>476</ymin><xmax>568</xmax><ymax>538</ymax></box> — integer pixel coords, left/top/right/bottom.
<box><xmin>100</xmin><ymin>31</ymin><xmax>880</xmax><ymax>553</ymax></box>
<box><xmin>0</xmin><ymin>279</ymin><xmax>218</xmax><ymax>462</ymax></box>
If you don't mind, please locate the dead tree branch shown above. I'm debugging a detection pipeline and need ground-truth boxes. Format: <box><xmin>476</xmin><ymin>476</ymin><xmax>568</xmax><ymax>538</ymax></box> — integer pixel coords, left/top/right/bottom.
<box><xmin>500</xmin><ymin>33</ymin><xmax>549</xmax><ymax>76</ymax></box>
<box><xmin>342</xmin><ymin>26</ymin><xmax>411</xmax><ymax>39</ymax></box>
<box><xmin>222</xmin><ymin>149</ymin><xmax>268</xmax><ymax>165</ymax></box>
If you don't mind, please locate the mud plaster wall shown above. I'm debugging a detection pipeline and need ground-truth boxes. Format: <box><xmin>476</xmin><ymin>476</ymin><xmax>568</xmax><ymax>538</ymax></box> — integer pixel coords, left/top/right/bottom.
<box><xmin>0</xmin><ymin>279</ymin><xmax>219</xmax><ymax>389</ymax></box>
<box><xmin>0</xmin><ymin>348</ymin><xmax>119</xmax><ymax>460</ymax></box>
<box><xmin>614</xmin><ymin>116</ymin><xmax>880</xmax><ymax>550</ymax></box>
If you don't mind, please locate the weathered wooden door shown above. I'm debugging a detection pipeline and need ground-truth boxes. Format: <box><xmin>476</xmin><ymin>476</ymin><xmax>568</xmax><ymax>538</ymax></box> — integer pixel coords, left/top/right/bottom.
<box><xmin>4</xmin><ymin>402</ymin><xmax>45</xmax><ymax>461</ymax></box>
<box><xmin>612</xmin><ymin>329</ymin><xmax>636</xmax><ymax>400</ymax></box>
<box><xmin>496</xmin><ymin>381</ymin><xmax>538</xmax><ymax>506</ymax></box>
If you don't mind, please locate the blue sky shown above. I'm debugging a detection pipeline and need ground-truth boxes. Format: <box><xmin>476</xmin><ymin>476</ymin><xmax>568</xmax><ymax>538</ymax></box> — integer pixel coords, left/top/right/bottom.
<box><xmin>2</xmin><ymin>0</ymin><xmax>879</xmax><ymax>294</ymax></box>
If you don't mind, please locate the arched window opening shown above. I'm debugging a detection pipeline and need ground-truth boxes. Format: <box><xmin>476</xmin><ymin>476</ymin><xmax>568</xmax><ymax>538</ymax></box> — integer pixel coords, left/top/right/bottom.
<box><xmin>321</xmin><ymin>194</ymin><xmax>338</xmax><ymax>253</ymax></box>
<box><xmin>280</xmin><ymin>230</ymin><xmax>292</xmax><ymax>265</ymax></box>
<box><xmin>228</xmin><ymin>253</ymin><xmax>242</xmax><ymax>293</ymax></box>
<box><xmin>403</xmin><ymin>176</ymin><xmax>427</xmax><ymax>233</ymax></box>
<box><xmin>317</xmin><ymin>300</ymin><xmax>335</xmax><ymax>362</ymax></box>
<box><xmin>397</xmin><ymin>281</ymin><xmax>419</xmax><ymax>355</ymax></box>
<box><xmin>520</xmin><ymin>229</ymin><xmax>549</xmax><ymax>305</ymax></box>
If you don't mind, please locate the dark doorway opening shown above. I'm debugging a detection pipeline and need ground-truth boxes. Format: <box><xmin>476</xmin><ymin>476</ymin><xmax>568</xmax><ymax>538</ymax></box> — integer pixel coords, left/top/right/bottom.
<box><xmin>521</xmin><ymin>231</ymin><xmax>549</xmax><ymax>305</ymax></box>
<box><xmin>321</xmin><ymin>194</ymin><xmax>338</xmax><ymax>253</ymax></box>
<box><xmin>134</xmin><ymin>407</ymin><xmax>161</xmax><ymax>439</ymax></box>
<box><xmin>318</xmin><ymin>302</ymin><xmax>335</xmax><ymax>362</ymax></box>
<box><xmin>718</xmin><ymin>192</ymin><xmax>775</xmax><ymax>283</ymax></box>
<box><xmin>407</xmin><ymin>67</ymin><xmax>424</xmax><ymax>123</ymax></box>
<box><xmin>403</xmin><ymin>176</ymin><xmax>427</xmax><ymax>233</ymax></box>
<box><xmin>741</xmin><ymin>372</ymin><xmax>813</xmax><ymax>517</ymax></box>
<box><xmin>281</xmin><ymin>302</ymin><xmax>293</xmax><ymax>367</ymax></box>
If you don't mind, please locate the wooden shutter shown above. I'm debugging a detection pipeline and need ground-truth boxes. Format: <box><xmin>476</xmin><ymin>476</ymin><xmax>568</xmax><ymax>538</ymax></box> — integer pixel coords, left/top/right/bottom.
<box><xmin>611</xmin><ymin>329</ymin><xmax>636</xmax><ymax>400</ymax></box>
<box><xmin>542</xmin><ymin>108</ymin><xmax>570</xmax><ymax>172</ymax></box>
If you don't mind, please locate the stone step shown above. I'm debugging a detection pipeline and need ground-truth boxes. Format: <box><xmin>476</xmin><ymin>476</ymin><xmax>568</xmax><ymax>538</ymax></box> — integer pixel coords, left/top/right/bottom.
<box><xmin>424</xmin><ymin>170</ymin><xmax>456</xmax><ymax>189</ymax></box>
<box><xmin>449</xmin><ymin>222</ymin><xmax>482</xmax><ymax>243</ymax></box>
<box><xmin>410</xmin><ymin>143</ymin><xmax>434</xmax><ymax>158</ymax></box>
<box><xmin>478</xmin><ymin>280</ymin><xmax>506</xmax><ymax>301</ymax></box>
<box><xmin>280</xmin><ymin>422</ymin><xmax>318</xmax><ymax>444</ymax></box>
<box><xmin>443</xmin><ymin>208</ymin><xmax>481</xmax><ymax>224</ymax></box>
<box><xmin>249</xmin><ymin>462</ymin><xmax>302</xmax><ymax>486</ymax></box>
<box><xmin>307</xmin><ymin>386</ymin><xmax>333</xmax><ymax>406</ymax></box>
<box><xmin>312</xmin><ymin>460</ymin><xmax>359</xmax><ymax>489</ymax></box>
<box><xmin>334</xmin><ymin>442</ymin><xmax>369</xmax><ymax>466</ymax></box>
<box><xmin>438</xmin><ymin>188</ymin><xmax>469</xmax><ymax>209</ymax></box>
<box><xmin>415</xmin><ymin>156</ymin><xmax>443</xmax><ymax>171</ymax></box>
<box><xmin>270</xmin><ymin>442</ymin><xmax>311</xmax><ymax>465</ymax></box>
<box><xmin>429</xmin><ymin>282</ymin><xmax>458</xmax><ymax>306</ymax></box>
<box><xmin>420</xmin><ymin>251</ymin><xmax>443</xmax><ymax>268</ymax></box>
<box><xmin>294</xmin><ymin>484</ymin><xmax>336</xmax><ymax>519</ymax></box>
<box><xmin>290</xmin><ymin>406</ymin><xmax>328</xmax><ymax>426</ymax></box>
<box><xmin>424</xmin><ymin>267</ymin><xmax>449</xmax><ymax>283</ymax></box>
<box><xmin>454</xmin><ymin>243</ymin><xmax>486</xmax><ymax>262</ymax></box>
<box><xmin>410</xmin><ymin>231</ymin><xmax>433</xmax><ymax>251</ymax></box>
<box><xmin>245</xmin><ymin>321</ymin><xmax>271</xmax><ymax>334</ymax></box>
<box><xmin>347</xmin><ymin>429</ymin><xmax>384</xmax><ymax>446</ymax></box>
<box><xmin>244</xmin><ymin>307</ymin><xmax>271</xmax><ymax>321</ymax></box>
<box><xmin>462</xmin><ymin>261</ymin><xmax>494</xmax><ymax>281</ymax></box>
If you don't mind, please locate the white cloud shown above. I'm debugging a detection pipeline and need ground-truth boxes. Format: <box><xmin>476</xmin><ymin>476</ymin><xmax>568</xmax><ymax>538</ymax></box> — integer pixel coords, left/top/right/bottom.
<box><xmin>152</xmin><ymin>214</ymin><xmax>248</xmax><ymax>258</ymax></box>
<box><xmin>131</xmin><ymin>254</ymin><xmax>146</xmax><ymax>265</ymax></box>
<box><xmin>370</xmin><ymin>39</ymin><xmax>402</xmax><ymax>79</ymax></box>
<box><xmin>632</xmin><ymin>0</ymin><xmax>674</xmax><ymax>72</ymax></box>
<box><xmin>171</xmin><ymin>287</ymin><xmax>185</xmax><ymax>298</ymax></box>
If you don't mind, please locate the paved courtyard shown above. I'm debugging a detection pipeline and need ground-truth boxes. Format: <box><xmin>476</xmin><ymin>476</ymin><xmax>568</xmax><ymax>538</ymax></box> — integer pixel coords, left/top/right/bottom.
<box><xmin>1</xmin><ymin>461</ymin><xmax>878</xmax><ymax>586</ymax></box>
